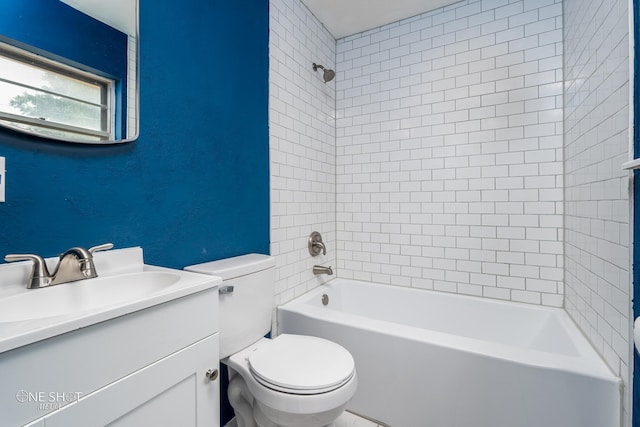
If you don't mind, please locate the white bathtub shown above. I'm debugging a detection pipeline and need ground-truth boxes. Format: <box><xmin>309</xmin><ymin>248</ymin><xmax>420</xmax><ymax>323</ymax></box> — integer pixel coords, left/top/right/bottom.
<box><xmin>277</xmin><ymin>279</ymin><xmax>621</xmax><ymax>427</ymax></box>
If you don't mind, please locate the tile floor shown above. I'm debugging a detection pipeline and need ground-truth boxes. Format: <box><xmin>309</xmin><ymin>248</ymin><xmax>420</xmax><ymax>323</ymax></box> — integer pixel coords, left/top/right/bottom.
<box><xmin>225</xmin><ymin>411</ymin><xmax>383</xmax><ymax>427</ymax></box>
<box><xmin>335</xmin><ymin>411</ymin><xmax>384</xmax><ymax>427</ymax></box>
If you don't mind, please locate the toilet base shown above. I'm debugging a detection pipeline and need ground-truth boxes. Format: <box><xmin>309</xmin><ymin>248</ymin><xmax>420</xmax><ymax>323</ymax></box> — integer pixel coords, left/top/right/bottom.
<box><xmin>228</xmin><ymin>371</ymin><xmax>347</xmax><ymax>427</ymax></box>
<box><xmin>255</xmin><ymin>398</ymin><xmax>344</xmax><ymax>427</ymax></box>
<box><xmin>225</xmin><ymin>417</ymin><xmax>335</xmax><ymax>427</ymax></box>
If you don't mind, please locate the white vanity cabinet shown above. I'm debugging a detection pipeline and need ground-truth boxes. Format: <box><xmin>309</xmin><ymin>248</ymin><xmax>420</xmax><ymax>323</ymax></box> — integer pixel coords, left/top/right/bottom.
<box><xmin>35</xmin><ymin>335</ymin><xmax>218</xmax><ymax>427</ymax></box>
<box><xmin>2</xmin><ymin>286</ymin><xmax>220</xmax><ymax>427</ymax></box>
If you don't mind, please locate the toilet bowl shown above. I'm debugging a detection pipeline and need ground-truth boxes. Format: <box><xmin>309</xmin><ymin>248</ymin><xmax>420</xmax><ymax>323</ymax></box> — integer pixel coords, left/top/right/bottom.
<box><xmin>185</xmin><ymin>254</ymin><xmax>357</xmax><ymax>427</ymax></box>
<box><xmin>226</xmin><ymin>335</ymin><xmax>357</xmax><ymax>427</ymax></box>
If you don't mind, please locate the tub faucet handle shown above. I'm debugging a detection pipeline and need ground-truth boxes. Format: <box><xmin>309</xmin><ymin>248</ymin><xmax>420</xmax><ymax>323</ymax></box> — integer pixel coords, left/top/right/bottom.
<box><xmin>308</xmin><ymin>231</ymin><xmax>327</xmax><ymax>257</ymax></box>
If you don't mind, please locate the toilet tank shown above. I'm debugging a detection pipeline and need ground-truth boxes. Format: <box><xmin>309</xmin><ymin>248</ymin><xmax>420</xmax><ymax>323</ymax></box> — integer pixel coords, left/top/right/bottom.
<box><xmin>185</xmin><ymin>254</ymin><xmax>275</xmax><ymax>359</ymax></box>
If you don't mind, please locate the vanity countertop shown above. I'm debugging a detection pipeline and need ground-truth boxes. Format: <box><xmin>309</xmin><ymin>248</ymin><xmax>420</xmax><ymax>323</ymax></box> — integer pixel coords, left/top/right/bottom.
<box><xmin>0</xmin><ymin>247</ymin><xmax>221</xmax><ymax>353</ymax></box>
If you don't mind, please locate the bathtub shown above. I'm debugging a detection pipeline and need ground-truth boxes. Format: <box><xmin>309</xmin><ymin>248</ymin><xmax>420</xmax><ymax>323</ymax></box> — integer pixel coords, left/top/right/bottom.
<box><xmin>277</xmin><ymin>279</ymin><xmax>621</xmax><ymax>427</ymax></box>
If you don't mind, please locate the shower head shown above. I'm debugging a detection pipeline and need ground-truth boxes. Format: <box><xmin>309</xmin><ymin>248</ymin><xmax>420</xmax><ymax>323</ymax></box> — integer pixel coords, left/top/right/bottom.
<box><xmin>323</xmin><ymin>68</ymin><xmax>336</xmax><ymax>83</ymax></box>
<box><xmin>312</xmin><ymin>63</ymin><xmax>335</xmax><ymax>83</ymax></box>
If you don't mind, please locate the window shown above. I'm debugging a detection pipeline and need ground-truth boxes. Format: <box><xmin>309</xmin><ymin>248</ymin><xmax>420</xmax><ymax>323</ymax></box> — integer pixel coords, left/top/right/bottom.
<box><xmin>0</xmin><ymin>43</ymin><xmax>115</xmax><ymax>142</ymax></box>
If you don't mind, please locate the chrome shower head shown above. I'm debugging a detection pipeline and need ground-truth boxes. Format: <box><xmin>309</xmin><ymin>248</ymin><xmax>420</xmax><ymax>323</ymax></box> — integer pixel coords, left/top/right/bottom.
<box><xmin>323</xmin><ymin>68</ymin><xmax>336</xmax><ymax>83</ymax></box>
<box><xmin>312</xmin><ymin>63</ymin><xmax>335</xmax><ymax>83</ymax></box>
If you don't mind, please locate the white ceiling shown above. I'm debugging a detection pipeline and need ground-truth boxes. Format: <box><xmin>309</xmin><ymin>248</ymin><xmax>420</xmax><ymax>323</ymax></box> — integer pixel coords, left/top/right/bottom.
<box><xmin>60</xmin><ymin>0</ymin><xmax>136</xmax><ymax>35</ymax></box>
<box><xmin>301</xmin><ymin>0</ymin><xmax>460</xmax><ymax>39</ymax></box>
<box><xmin>59</xmin><ymin>0</ymin><xmax>452</xmax><ymax>40</ymax></box>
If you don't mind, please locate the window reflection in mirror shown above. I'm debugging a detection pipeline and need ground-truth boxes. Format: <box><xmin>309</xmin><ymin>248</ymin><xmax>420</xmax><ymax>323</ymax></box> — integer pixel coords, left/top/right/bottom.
<box><xmin>0</xmin><ymin>43</ymin><xmax>115</xmax><ymax>142</ymax></box>
<box><xmin>0</xmin><ymin>0</ymin><xmax>138</xmax><ymax>144</ymax></box>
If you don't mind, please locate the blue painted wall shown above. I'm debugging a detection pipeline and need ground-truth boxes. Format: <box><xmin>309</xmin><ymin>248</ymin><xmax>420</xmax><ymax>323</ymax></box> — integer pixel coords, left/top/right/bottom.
<box><xmin>0</xmin><ymin>0</ymin><xmax>127</xmax><ymax>78</ymax></box>
<box><xmin>0</xmin><ymin>0</ymin><xmax>270</xmax><ymax>269</ymax></box>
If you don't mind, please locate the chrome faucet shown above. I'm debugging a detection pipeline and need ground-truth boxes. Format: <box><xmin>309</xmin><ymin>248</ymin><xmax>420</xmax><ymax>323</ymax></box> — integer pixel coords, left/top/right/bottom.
<box><xmin>53</xmin><ymin>246</ymin><xmax>99</xmax><ymax>285</ymax></box>
<box><xmin>312</xmin><ymin>265</ymin><xmax>333</xmax><ymax>275</ymax></box>
<box><xmin>5</xmin><ymin>243</ymin><xmax>113</xmax><ymax>289</ymax></box>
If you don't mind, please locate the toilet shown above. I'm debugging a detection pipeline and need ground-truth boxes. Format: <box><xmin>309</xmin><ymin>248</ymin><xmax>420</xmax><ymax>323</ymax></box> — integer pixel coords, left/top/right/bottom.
<box><xmin>185</xmin><ymin>254</ymin><xmax>357</xmax><ymax>427</ymax></box>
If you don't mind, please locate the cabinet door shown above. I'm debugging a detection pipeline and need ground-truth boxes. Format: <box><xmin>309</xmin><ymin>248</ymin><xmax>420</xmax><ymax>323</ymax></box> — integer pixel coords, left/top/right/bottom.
<box><xmin>43</xmin><ymin>334</ymin><xmax>219</xmax><ymax>427</ymax></box>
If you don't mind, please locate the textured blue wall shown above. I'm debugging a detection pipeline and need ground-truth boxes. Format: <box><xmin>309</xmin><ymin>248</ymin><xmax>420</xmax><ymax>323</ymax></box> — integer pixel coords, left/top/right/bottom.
<box><xmin>0</xmin><ymin>0</ymin><xmax>127</xmax><ymax>78</ymax></box>
<box><xmin>0</xmin><ymin>0</ymin><xmax>270</xmax><ymax>269</ymax></box>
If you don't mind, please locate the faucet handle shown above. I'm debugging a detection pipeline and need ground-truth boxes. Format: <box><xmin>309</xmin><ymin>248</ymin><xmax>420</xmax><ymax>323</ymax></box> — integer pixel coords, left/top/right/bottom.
<box><xmin>308</xmin><ymin>232</ymin><xmax>327</xmax><ymax>257</ymax></box>
<box><xmin>88</xmin><ymin>243</ymin><xmax>114</xmax><ymax>254</ymax></box>
<box><xmin>4</xmin><ymin>254</ymin><xmax>52</xmax><ymax>288</ymax></box>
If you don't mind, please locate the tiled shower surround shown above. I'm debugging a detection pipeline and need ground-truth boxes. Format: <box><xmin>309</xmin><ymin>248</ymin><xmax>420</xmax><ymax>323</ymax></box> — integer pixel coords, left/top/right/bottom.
<box><xmin>336</xmin><ymin>0</ymin><xmax>564</xmax><ymax>305</ymax></box>
<box><xmin>564</xmin><ymin>0</ymin><xmax>630</xmax><ymax>420</ymax></box>
<box><xmin>269</xmin><ymin>0</ymin><xmax>337</xmax><ymax>306</ymax></box>
<box><xmin>269</xmin><ymin>0</ymin><xmax>631</xmax><ymax>423</ymax></box>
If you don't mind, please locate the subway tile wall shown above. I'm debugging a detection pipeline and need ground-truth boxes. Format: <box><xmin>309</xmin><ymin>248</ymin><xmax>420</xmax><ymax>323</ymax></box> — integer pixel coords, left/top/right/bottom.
<box><xmin>335</xmin><ymin>0</ymin><xmax>565</xmax><ymax>306</ymax></box>
<box><xmin>563</xmin><ymin>0</ymin><xmax>631</xmax><ymax>422</ymax></box>
<box><xmin>269</xmin><ymin>0</ymin><xmax>337</xmax><ymax>313</ymax></box>
<box><xmin>269</xmin><ymin>0</ymin><xmax>632</xmax><ymax>421</ymax></box>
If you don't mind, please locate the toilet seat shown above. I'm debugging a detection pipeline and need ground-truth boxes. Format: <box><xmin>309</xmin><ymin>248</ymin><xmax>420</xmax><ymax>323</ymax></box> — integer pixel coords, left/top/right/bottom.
<box><xmin>225</xmin><ymin>335</ymin><xmax>358</xmax><ymax>419</ymax></box>
<box><xmin>247</xmin><ymin>334</ymin><xmax>355</xmax><ymax>395</ymax></box>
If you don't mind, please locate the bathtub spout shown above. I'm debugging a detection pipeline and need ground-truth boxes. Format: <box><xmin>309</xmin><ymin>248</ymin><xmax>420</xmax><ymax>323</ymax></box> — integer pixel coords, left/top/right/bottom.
<box><xmin>313</xmin><ymin>265</ymin><xmax>333</xmax><ymax>275</ymax></box>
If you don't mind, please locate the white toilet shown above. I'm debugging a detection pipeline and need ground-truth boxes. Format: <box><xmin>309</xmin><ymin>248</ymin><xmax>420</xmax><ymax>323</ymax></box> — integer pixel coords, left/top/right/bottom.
<box><xmin>185</xmin><ymin>254</ymin><xmax>357</xmax><ymax>427</ymax></box>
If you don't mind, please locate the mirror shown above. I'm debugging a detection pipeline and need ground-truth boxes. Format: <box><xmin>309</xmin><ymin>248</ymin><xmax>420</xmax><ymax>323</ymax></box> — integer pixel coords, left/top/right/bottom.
<box><xmin>0</xmin><ymin>0</ymin><xmax>138</xmax><ymax>144</ymax></box>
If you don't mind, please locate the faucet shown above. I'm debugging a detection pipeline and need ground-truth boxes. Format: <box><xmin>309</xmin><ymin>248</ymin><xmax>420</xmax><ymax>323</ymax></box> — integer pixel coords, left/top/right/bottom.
<box><xmin>313</xmin><ymin>265</ymin><xmax>333</xmax><ymax>275</ymax></box>
<box><xmin>53</xmin><ymin>246</ymin><xmax>100</xmax><ymax>285</ymax></box>
<box><xmin>5</xmin><ymin>243</ymin><xmax>113</xmax><ymax>289</ymax></box>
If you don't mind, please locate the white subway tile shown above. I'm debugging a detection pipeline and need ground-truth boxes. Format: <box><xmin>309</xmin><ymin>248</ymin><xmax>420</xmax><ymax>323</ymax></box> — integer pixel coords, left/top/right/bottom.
<box><xmin>511</xmin><ymin>290</ymin><xmax>541</xmax><ymax>304</ymax></box>
<box><xmin>481</xmin><ymin>42</ymin><xmax>509</xmax><ymax>59</ymax></box>
<box><xmin>509</xmin><ymin>35</ymin><xmax>540</xmax><ymax>52</ymax></box>
<box><xmin>482</xmin><ymin>0</ymin><xmax>509</xmax><ymax>12</ymax></box>
<box><xmin>329</xmin><ymin>0</ymin><xmax>564</xmax><ymax>328</ymax></box>
<box><xmin>563</xmin><ymin>0</ymin><xmax>630</xmax><ymax>409</ymax></box>
<box><xmin>496</xmin><ymin>26</ymin><xmax>524</xmax><ymax>43</ymax></box>
<box><xmin>524</xmin><ymin>44</ymin><xmax>556</xmax><ymax>61</ymax></box>
<box><xmin>509</xmin><ymin>10</ymin><xmax>539</xmax><ymax>28</ymax></box>
<box><xmin>495</xmin><ymin>3</ymin><xmax>523</xmax><ymax>20</ymax></box>
<box><xmin>481</xmin><ymin>17</ymin><xmax>509</xmax><ymax>35</ymax></box>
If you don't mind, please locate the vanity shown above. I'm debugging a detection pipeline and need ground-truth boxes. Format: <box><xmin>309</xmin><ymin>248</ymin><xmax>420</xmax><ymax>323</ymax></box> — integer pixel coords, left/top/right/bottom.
<box><xmin>0</xmin><ymin>247</ymin><xmax>221</xmax><ymax>426</ymax></box>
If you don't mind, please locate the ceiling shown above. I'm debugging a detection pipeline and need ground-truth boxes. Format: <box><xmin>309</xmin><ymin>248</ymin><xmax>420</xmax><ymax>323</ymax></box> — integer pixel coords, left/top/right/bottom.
<box><xmin>301</xmin><ymin>0</ymin><xmax>461</xmax><ymax>39</ymax></box>
<box><xmin>59</xmin><ymin>0</ymin><xmax>454</xmax><ymax>40</ymax></box>
<box><xmin>60</xmin><ymin>0</ymin><xmax>136</xmax><ymax>35</ymax></box>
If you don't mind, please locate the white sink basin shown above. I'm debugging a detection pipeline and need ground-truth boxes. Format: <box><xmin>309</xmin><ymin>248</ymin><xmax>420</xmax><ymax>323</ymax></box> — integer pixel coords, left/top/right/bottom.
<box><xmin>0</xmin><ymin>247</ymin><xmax>221</xmax><ymax>353</ymax></box>
<box><xmin>0</xmin><ymin>271</ymin><xmax>181</xmax><ymax>322</ymax></box>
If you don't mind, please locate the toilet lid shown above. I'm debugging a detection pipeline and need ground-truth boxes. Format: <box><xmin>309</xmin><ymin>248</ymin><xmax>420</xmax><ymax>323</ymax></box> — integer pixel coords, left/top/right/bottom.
<box><xmin>248</xmin><ymin>334</ymin><xmax>355</xmax><ymax>394</ymax></box>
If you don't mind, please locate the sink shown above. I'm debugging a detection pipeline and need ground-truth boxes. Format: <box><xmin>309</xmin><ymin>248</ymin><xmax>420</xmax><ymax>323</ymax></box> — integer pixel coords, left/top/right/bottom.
<box><xmin>0</xmin><ymin>271</ymin><xmax>181</xmax><ymax>322</ymax></box>
<box><xmin>0</xmin><ymin>247</ymin><xmax>221</xmax><ymax>353</ymax></box>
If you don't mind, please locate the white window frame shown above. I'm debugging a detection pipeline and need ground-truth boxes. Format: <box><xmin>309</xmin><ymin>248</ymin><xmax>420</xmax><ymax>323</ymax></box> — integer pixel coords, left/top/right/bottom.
<box><xmin>0</xmin><ymin>42</ymin><xmax>115</xmax><ymax>141</ymax></box>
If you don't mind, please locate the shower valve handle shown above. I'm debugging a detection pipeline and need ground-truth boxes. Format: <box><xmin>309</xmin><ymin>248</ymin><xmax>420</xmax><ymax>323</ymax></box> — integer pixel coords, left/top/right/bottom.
<box><xmin>308</xmin><ymin>231</ymin><xmax>327</xmax><ymax>257</ymax></box>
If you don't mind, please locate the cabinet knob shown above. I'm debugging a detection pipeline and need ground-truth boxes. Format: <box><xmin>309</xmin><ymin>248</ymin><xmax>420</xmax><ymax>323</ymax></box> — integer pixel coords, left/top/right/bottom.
<box><xmin>205</xmin><ymin>369</ymin><xmax>219</xmax><ymax>382</ymax></box>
